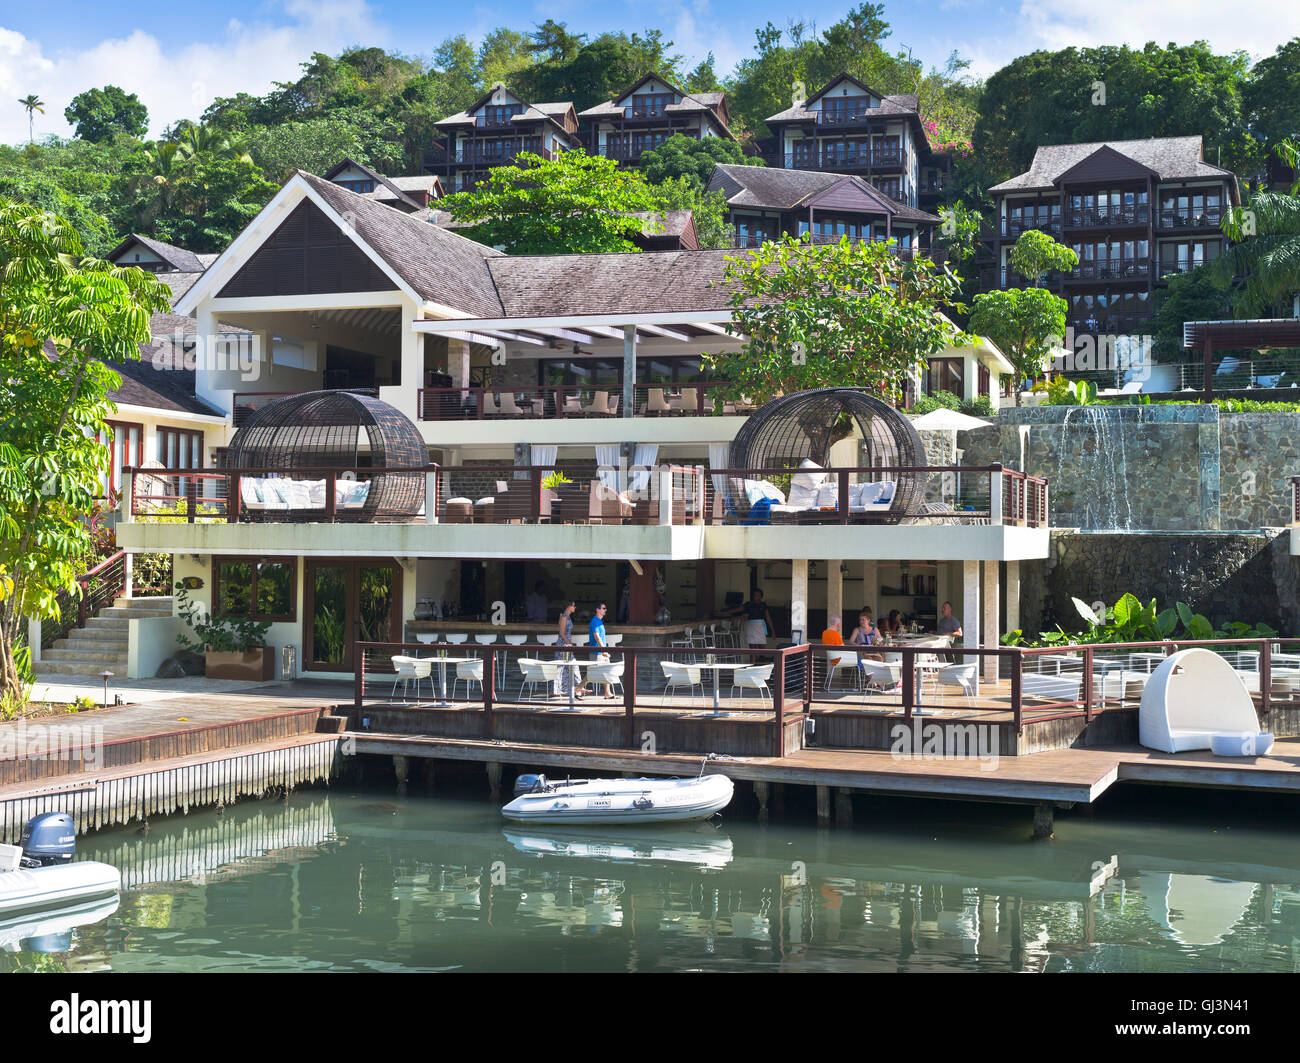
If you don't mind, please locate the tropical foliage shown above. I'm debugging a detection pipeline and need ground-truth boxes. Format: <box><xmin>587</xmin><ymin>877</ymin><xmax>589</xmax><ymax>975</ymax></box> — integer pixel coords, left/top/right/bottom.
<box><xmin>1002</xmin><ymin>593</ymin><xmax>1278</xmax><ymax>647</ymax></box>
<box><xmin>173</xmin><ymin>583</ymin><xmax>271</xmax><ymax>654</ymax></box>
<box><xmin>0</xmin><ymin>197</ymin><xmax>172</xmax><ymax>699</ymax></box>
<box><xmin>707</xmin><ymin>233</ymin><xmax>965</xmax><ymax>405</ymax></box>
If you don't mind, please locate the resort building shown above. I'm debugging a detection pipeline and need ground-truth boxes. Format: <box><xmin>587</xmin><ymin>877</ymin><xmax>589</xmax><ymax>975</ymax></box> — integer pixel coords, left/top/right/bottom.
<box><xmin>90</xmin><ymin>168</ymin><xmax>1039</xmax><ymax>699</ymax></box>
<box><xmin>706</xmin><ymin>162</ymin><xmax>940</xmax><ymax>254</ymax></box>
<box><xmin>429</xmin><ymin>85</ymin><xmax>581</xmax><ymax>193</ymax></box>
<box><xmin>323</xmin><ymin>159</ymin><xmax>443</xmax><ymax>213</ymax></box>
<box><xmin>761</xmin><ymin>74</ymin><xmax>952</xmax><ymax>213</ymax></box>
<box><xmin>578</xmin><ymin>74</ymin><xmax>733</xmax><ymax>166</ymax></box>
<box><xmin>978</xmin><ymin>135</ymin><xmax>1240</xmax><ymax>342</ymax></box>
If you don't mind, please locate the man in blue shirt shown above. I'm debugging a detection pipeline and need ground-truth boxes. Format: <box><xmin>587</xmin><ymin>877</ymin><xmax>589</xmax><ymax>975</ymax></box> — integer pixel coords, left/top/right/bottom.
<box><xmin>587</xmin><ymin>601</ymin><xmax>612</xmax><ymax>698</ymax></box>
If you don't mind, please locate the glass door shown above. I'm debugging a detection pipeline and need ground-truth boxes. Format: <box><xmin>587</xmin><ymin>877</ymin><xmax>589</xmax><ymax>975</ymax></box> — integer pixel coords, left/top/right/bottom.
<box><xmin>305</xmin><ymin>559</ymin><xmax>402</xmax><ymax>672</ymax></box>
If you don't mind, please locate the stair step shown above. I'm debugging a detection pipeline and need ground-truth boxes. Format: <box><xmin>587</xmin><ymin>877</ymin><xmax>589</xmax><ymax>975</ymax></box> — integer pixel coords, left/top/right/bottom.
<box><xmin>41</xmin><ymin>648</ymin><xmax>129</xmax><ymax>664</ymax></box>
<box><xmin>99</xmin><ymin>606</ymin><xmax>173</xmax><ymax>620</ymax></box>
<box><xmin>57</xmin><ymin>627</ymin><xmax>131</xmax><ymax>643</ymax></box>
<box><xmin>33</xmin><ymin>660</ymin><xmax>127</xmax><ymax>678</ymax></box>
<box><xmin>53</xmin><ymin>637</ymin><xmax>129</xmax><ymax>653</ymax></box>
<box><xmin>113</xmin><ymin>595</ymin><xmax>173</xmax><ymax>611</ymax></box>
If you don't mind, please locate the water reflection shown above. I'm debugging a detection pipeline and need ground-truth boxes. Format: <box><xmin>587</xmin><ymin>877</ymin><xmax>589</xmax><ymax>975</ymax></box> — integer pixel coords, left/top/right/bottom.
<box><xmin>3</xmin><ymin>790</ymin><xmax>1300</xmax><ymax>973</ymax></box>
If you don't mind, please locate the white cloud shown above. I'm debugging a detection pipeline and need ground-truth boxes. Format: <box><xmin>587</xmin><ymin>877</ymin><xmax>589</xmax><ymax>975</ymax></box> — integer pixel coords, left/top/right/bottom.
<box><xmin>0</xmin><ymin>0</ymin><xmax>391</xmax><ymax>145</ymax></box>
<box><xmin>1012</xmin><ymin>0</ymin><xmax>1300</xmax><ymax>65</ymax></box>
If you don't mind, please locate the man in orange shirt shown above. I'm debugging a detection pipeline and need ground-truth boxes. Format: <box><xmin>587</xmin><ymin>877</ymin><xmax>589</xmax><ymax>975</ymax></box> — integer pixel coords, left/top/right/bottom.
<box><xmin>821</xmin><ymin>615</ymin><xmax>844</xmax><ymax>645</ymax></box>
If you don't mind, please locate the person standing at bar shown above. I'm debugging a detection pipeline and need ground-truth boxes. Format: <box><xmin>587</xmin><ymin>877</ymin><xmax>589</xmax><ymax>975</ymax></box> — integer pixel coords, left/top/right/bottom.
<box><xmin>525</xmin><ymin>580</ymin><xmax>548</xmax><ymax>623</ymax></box>
<box><xmin>725</xmin><ymin>589</ymin><xmax>774</xmax><ymax>650</ymax></box>
<box><xmin>556</xmin><ymin>600</ymin><xmax>582</xmax><ymax>699</ymax></box>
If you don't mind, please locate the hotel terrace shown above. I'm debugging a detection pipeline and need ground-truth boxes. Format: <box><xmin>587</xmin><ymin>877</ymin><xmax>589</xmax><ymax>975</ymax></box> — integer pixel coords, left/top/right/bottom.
<box><xmin>40</xmin><ymin>166</ymin><xmax>1054</xmax><ymax>756</ymax></box>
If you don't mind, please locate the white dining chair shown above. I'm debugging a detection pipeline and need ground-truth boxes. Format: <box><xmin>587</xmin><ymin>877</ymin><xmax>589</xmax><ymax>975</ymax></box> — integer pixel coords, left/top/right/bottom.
<box><xmin>647</xmin><ymin>388</ymin><xmax>671</xmax><ymax>416</ymax></box>
<box><xmin>586</xmin><ymin>660</ymin><xmax>624</xmax><ymax>698</ymax></box>
<box><xmin>680</xmin><ymin>388</ymin><xmax>699</xmax><ymax>414</ymax></box>
<box><xmin>935</xmin><ymin>663</ymin><xmax>978</xmax><ymax>706</ymax></box>
<box><xmin>498</xmin><ymin>392</ymin><xmax>524</xmax><ymax>417</ymax></box>
<box><xmin>583</xmin><ymin>391</ymin><xmax>611</xmax><ymax>416</ymax></box>
<box><xmin>730</xmin><ymin>663</ymin><xmax>774</xmax><ymax>707</ymax></box>
<box><xmin>824</xmin><ymin>648</ymin><xmax>861</xmax><ymax>692</ymax></box>
<box><xmin>390</xmin><ymin>655</ymin><xmax>432</xmax><ymax>701</ymax></box>
<box><xmin>661</xmin><ymin>662</ymin><xmax>704</xmax><ymax>705</ymax></box>
<box><xmin>452</xmin><ymin>658</ymin><xmax>484</xmax><ymax>700</ymax></box>
<box><xmin>481</xmin><ymin>392</ymin><xmax>501</xmax><ymax>418</ymax></box>
<box><xmin>517</xmin><ymin>658</ymin><xmax>549</xmax><ymax>702</ymax></box>
<box><xmin>862</xmin><ymin>659</ymin><xmax>903</xmax><ymax>693</ymax></box>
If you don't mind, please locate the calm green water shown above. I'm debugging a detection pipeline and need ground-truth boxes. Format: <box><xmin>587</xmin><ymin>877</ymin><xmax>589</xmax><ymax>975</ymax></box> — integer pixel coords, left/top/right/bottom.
<box><xmin>5</xmin><ymin>784</ymin><xmax>1300</xmax><ymax>973</ymax></box>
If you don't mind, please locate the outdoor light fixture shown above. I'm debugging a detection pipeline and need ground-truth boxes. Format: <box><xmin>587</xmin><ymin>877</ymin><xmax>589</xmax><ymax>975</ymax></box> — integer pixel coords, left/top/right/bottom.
<box><xmin>99</xmin><ymin>670</ymin><xmax>114</xmax><ymax>709</ymax></box>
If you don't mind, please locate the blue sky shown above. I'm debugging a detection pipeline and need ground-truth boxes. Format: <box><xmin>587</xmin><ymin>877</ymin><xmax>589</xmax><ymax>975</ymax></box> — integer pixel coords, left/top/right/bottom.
<box><xmin>4</xmin><ymin>0</ymin><xmax>1300</xmax><ymax>143</ymax></box>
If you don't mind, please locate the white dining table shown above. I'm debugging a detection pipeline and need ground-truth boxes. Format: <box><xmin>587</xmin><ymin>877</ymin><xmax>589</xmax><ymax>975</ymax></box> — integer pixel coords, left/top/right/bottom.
<box><xmin>412</xmin><ymin>650</ymin><xmax>480</xmax><ymax>707</ymax></box>
<box><xmin>692</xmin><ymin>660</ymin><xmax>747</xmax><ymax>715</ymax></box>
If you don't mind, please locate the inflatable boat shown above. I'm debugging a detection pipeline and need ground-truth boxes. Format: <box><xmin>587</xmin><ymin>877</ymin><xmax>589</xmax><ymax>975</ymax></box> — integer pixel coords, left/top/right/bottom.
<box><xmin>502</xmin><ymin>772</ymin><xmax>734</xmax><ymax>825</ymax></box>
<box><xmin>0</xmin><ymin>895</ymin><xmax>120</xmax><ymax>953</ymax></box>
<box><xmin>0</xmin><ymin>813</ymin><xmax>121</xmax><ymax>918</ymax></box>
<box><xmin>503</xmin><ymin>826</ymin><xmax>734</xmax><ymax>869</ymax></box>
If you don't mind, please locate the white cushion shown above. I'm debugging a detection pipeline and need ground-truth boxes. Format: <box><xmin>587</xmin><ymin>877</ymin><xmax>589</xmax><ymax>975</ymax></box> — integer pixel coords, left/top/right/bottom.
<box><xmin>306</xmin><ymin>479</ymin><xmax>327</xmax><ymax>506</ymax></box>
<box><xmin>816</xmin><ymin>481</ymin><xmax>840</xmax><ymax>508</ymax></box>
<box><xmin>340</xmin><ymin>480</ymin><xmax>371</xmax><ymax>510</ymax></box>
<box><xmin>475</xmin><ymin>496</ymin><xmax>495</xmax><ymax>506</ymax></box>
<box><xmin>744</xmin><ymin>478</ymin><xmax>786</xmax><ymax>506</ymax></box>
<box><xmin>260</xmin><ymin>479</ymin><xmax>290</xmax><ymax>505</ymax></box>
<box><xmin>787</xmin><ymin>459</ymin><xmax>826</xmax><ymax>508</ymax></box>
<box><xmin>446</xmin><ymin>496</ymin><xmax>472</xmax><ymax>505</ymax></box>
<box><xmin>280</xmin><ymin>480</ymin><xmax>313</xmax><ymax>508</ymax></box>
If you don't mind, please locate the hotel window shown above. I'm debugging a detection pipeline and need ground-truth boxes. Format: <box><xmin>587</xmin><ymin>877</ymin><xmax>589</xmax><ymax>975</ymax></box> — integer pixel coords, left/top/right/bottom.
<box><xmin>631</xmin><ymin>93</ymin><xmax>673</xmax><ymax>118</ymax></box>
<box><xmin>822</xmin><ymin>97</ymin><xmax>868</xmax><ymax>123</ymax></box>
<box><xmin>926</xmin><ymin>357</ymin><xmax>964</xmax><ymax>396</ymax></box>
<box><xmin>335</xmin><ymin>179</ymin><xmax>375</xmax><ymax>194</ymax></box>
<box><xmin>158</xmin><ymin>427</ymin><xmax>203</xmax><ymax>470</ymax></box>
<box><xmin>214</xmin><ymin>558</ymin><xmax>296</xmax><ymax>622</ymax></box>
<box><xmin>1160</xmin><ymin>240</ymin><xmax>1220</xmax><ymax>273</ymax></box>
<box><xmin>873</xmin><ymin>135</ymin><xmax>901</xmax><ymax>162</ymax></box>
<box><xmin>1160</xmin><ymin>190</ymin><xmax>1223</xmax><ymax>226</ymax></box>
<box><xmin>483</xmin><ymin>104</ymin><xmax>522</xmax><ymax>126</ymax></box>
<box><xmin>95</xmin><ymin>420</ymin><xmax>142</xmax><ymax>499</ymax></box>
<box><xmin>873</xmin><ymin>176</ymin><xmax>902</xmax><ymax>201</ymax></box>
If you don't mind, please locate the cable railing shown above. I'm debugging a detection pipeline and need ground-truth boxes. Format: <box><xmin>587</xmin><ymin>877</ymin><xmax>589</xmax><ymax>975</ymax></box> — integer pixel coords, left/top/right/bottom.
<box><xmin>784</xmin><ymin>148</ymin><xmax>906</xmax><ymax>170</ymax></box>
<box><xmin>1156</xmin><ymin>208</ymin><xmax>1224</xmax><ymax>230</ymax></box>
<box><xmin>43</xmin><ymin>549</ymin><xmax>128</xmax><ymax>650</ymax></box>
<box><xmin>1065</xmin><ymin>206</ymin><xmax>1150</xmax><ymax>228</ymax></box>
<box><xmin>417</xmin><ymin>382</ymin><xmax>745</xmax><ymax>421</ymax></box>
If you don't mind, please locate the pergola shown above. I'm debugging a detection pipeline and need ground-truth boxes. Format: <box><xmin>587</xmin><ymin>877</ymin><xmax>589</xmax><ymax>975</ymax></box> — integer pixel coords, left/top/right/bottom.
<box><xmin>1183</xmin><ymin>318</ymin><xmax>1300</xmax><ymax>401</ymax></box>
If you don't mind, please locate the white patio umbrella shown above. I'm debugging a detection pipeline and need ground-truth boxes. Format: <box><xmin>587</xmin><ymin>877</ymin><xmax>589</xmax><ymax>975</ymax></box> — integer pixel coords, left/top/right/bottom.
<box><xmin>908</xmin><ymin>409</ymin><xmax>993</xmax><ymax>432</ymax></box>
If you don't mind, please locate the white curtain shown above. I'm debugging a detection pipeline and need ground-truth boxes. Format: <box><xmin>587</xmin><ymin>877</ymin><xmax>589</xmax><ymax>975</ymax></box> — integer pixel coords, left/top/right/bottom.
<box><xmin>595</xmin><ymin>444</ymin><xmax>620</xmax><ymax>495</ymax></box>
<box><xmin>708</xmin><ymin>443</ymin><xmax>730</xmax><ymax>499</ymax></box>
<box><xmin>530</xmin><ymin>445</ymin><xmax>558</xmax><ymax>477</ymax></box>
<box><xmin>630</xmin><ymin>443</ymin><xmax>658</xmax><ymax>494</ymax></box>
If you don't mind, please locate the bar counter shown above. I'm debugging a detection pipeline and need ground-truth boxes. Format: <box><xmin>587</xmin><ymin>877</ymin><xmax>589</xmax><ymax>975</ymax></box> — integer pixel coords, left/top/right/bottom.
<box><xmin>404</xmin><ymin>619</ymin><xmax>700</xmax><ymax>647</ymax></box>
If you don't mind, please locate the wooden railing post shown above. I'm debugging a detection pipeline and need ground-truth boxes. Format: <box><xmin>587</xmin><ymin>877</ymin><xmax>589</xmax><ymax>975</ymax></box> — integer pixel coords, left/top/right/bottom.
<box><xmin>228</xmin><ymin>473</ymin><xmax>241</xmax><ymax>523</ymax></box>
<box><xmin>325</xmin><ymin>476</ymin><xmax>337</xmax><ymax>523</ymax></box>
<box><xmin>1082</xmin><ymin>646</ymin><xmax>1094</xmax><ymax>722</ymax></box>
<box><xmin>624</xmin><ymin>647</ymin><xmax>637</xmax><ymax>749</ymax></box>
<box><xmin>1260</xmin><ymin>639</ymin><xmax>1272</xmax><ymax>722</ymax></box>
<box><xmin>901</xmin><ymin>647</ymin><xmax>914</xmax><ymax>721</ymax></box>
<box><xmin>1011</xmin><ymin>651</ymin><xmax>1023</xmax><ymax>733</ymax></box>
<box><xmin>773</xmin><ymin>649</ymin><xmax>786</xmax><ymax>757</ymax></box>
<box><xmin>186</xmin><ymin>475</ymin><xmax>197</xmax><ymax>523</ymax></box>
<box><xmin>838</xmin><ymin>469</ymin><xmax>849</xmax><ymax>525</ymax></box>
<box><xmin>484</xmin><ymin>650</ymin><xmax>495</xmax><ymax>739</ymax></box>
<box><xmin>354</xmin><ymin>643</ymin><xmax>365</xmax><ymax>711</ymax></box>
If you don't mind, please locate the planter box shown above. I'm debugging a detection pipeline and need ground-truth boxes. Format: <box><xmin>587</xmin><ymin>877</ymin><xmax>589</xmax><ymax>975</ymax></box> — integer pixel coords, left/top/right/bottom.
<box><xmin>205</xmin><ymin>647</ymin><xmax>275</xmax><ymax>681</ymax></box>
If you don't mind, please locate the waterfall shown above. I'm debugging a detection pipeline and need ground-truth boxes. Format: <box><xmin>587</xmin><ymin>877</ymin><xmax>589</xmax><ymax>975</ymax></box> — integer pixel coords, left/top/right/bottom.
<box><xmin>1054</xmin><ymin>406</ymin><xmax>1137</xmax><ymax>531</ymax></box>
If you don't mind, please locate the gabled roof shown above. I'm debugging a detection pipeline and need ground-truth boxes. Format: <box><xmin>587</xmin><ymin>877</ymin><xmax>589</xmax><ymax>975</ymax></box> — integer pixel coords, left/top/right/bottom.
<box><xmin>990</xmin><ymin>136</ymin><xmax>1237</xmax><ymax>193</ymax></box>
<box><xmin>486</xmin><ymin>250</ymin><xmax>736</xmax><ymax>318</ymax></box>
<box><xmin>300</xmin><ymin>173</ymin><xmax>506</xmax><ymax>317</ymax></box>
<box><xmin>107</xmin><ymin>234</ymin><xmax>209</xmax><ymax>274</ymax></box>
<box><xmin>577</xmin><ymin>74</ymin><xmax>732</xmax><ymax>136</ymax></box>
<box><xmin>323</xmin><ymin>158</ymin><xmax>425</xmax><ymax>212</ymax></box>
<box><xmin>707</xmin><ymin>164</ymin><xmax>939</xmax><ymax>223</ymax></box>
<box><xmin>765</xmin><ymin>73</ymin><xmax>920</xmax><ymax>124</ymax></box>
<box><xmin>435</xmin><ymin>89</ymin><xmax>577</xmax><ymax>138</ymax></box>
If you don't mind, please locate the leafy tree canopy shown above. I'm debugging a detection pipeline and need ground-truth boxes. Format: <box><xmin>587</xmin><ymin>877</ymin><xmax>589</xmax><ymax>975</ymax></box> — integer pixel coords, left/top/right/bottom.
<box><xmin>637</xmin><ymin>133</ymin><xmax>760</xmax><ymax>192</ymax></box>
<box><xmin>64</xmin><ymin>85</ymin><xmax>148</xmax><ymax>143</ymax></box>
<box><xmin>706</xmin><ymin>233</ymin><xmax>966</xmax><ymax>405</ymax></box>
<box><xmin>968</xmin><ymin>286</ymin><xmax>1067</xmax><ymax>404</ymax></box>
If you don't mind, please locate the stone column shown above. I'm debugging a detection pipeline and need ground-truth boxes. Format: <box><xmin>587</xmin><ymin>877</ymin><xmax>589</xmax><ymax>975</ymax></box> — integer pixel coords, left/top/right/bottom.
<box><xmin>791</xmin><ymin>559</ymin><xmax>810</xmax><ymax>642</ymax></box>
<box><xmin>982</xmin><ymin>561</ymin><xmax>1000</xmax><ymax>682</ymax></box>
<box><xmin>622</xmin><ymin>325</ymin><xmax>636</xmax><ymax>419</ymax></box>
<box><xmin>962</xmin><ymin>559</ymin><xmax>980</xmax><ymax>691</ymax></box>
<box><xmin>1006</xmin><ymin>560</ymin><xmax>1020</xmax><ymax>634</ymax></box>
<box><xmin>449</xmin><ymin>337</ymin><xmax>471</xmax><ymax>390</ymax></box>
<box><xmin>826</xmin><ymin>561</ymin><xmax>843</xmax><ymax>632</ymax></box>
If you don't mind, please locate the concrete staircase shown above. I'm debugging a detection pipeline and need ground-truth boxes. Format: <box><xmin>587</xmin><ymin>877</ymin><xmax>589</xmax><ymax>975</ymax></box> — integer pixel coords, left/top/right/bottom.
<box><xmin>34</xmin><ymin>596</ymin><xmax>174</xmax><ymax>679</ymax></box>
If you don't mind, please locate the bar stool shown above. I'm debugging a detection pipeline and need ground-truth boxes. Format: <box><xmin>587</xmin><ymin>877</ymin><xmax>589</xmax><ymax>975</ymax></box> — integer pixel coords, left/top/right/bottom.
<box><xmin>475</xmin><ymin>633</ymin><xmax>502</xmax><ymax>680</ymax></box>
<box><xmin>415</xmin><ymin>633</ymin><xmax>438</xmax><ymax>659</ymax></box>
<box><xmin>537</xmin><ymin>634</ymin><xmax>559</xmax><ymax>647</ymax></box>
<box><xmin>445</xmin><ymin>633</ymin><xmax>468</xmax><ymax>645</ymax></box>
<box><xmin>670</xmin><ymin>626</ymin><xmax>696</xmax><ymax>663</ymax></box>
<box><xmin>605</xmin><ymin>633</ymin><xmax>624</xmax><ymax>647</ymax></box>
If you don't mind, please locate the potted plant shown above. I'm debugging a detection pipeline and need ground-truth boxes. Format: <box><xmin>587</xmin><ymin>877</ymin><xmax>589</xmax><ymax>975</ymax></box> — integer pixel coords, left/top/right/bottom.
<box><xmin>174</xmin><ymin>582</ymin><xmax>275</xmax><ymax>680</ymax></box>
<box><xmin>540</xmin><ymin>470</ymin><xmax>573</xmax><ymax>521</ymax></box>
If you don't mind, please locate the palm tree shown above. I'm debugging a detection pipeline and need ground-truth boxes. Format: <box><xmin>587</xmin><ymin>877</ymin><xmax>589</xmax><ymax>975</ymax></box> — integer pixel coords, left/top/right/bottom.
<box><xmin>1214</xmin><ymin>141</ymin><xmax>1300</xmax><ymax>318</ymax></box>
<box><xmin>17</xmin><ymin>95</ymin><xmax>43</xmax><ymax>144</ymax></box>
<box><xmin>176</xmin><ymin>124</ymin><xmax>252</xmax><ymax>163</ymax></box>
<box><xmin>129</xmin><ymin>141</ymin><xmax>187</xmax><ymax>229</ymax></box>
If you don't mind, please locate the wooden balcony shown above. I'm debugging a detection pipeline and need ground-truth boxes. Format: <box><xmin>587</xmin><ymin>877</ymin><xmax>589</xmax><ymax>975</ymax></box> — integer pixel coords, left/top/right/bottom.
<box><xmin>417</xmin><ymin>382</ymin><xmax>747</xmax><ymax>421</ymax></box>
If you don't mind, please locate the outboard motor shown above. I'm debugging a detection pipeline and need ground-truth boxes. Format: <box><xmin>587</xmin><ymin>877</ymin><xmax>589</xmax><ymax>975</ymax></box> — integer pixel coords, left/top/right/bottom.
<box><xmin>513</xmin><ymin>774</ymin><xmax>549</xmax><ymax>798</ymax></box>
<box><xmin>18</xmin><ymin>812</ymin><xmax>76</xmax><ymax>868</ymax></box>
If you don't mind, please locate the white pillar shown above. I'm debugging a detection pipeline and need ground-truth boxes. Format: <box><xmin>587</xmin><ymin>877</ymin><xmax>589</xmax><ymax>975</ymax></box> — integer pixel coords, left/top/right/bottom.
<box><xmin>982</xmin><ymin>561</ymin><xmax>1000</xmax><ymax>682</ymax></box>
<box><xmin>194</xmin><ymin>304</ymin><xmax>230</xmax><ymax>415</ymax></box>
<box><xmin>989</xmin><ymin>465</ymin><xmax>1004</xmax><ymax>526</ymax></box>
<box><xmin>791</xmin><ymin>559</ymin><xmax>809</xmax><ymax>643</ymax></box>
<box><xmin>1006</xmin><ymin>560</ymin><xmax>1020</xmax><ymax>634</ymax></box>
<box><xmin>425</xmin><ymin>472</ymin><xmax>439</xmax><ymax>524</ymax></box>
<box><xmin>657</xmin><ymin>467</ymin><xmax>674</xmax><ymax>526</ymax></box>
<box><xmin>123</xmin><ymin>552</ymin><xmax>134</xmax><ymax>599</ymax></box>
<box><xmin>622</xmin><ymin>325</ymin><xmax>636</xmax><ymax>419</ymax></box>
<box><xmin>962</xmin><ymin>559</ymin><xmax>980</xmax><ymax>689</ymax></box>
<box><xmin>27</xmin><ymin>618</ymin><xmax>41</xmax><ymax>664</ymax></box>
<box><xmin>861</xmin><ymin>561</ymin><xmax>877</xmax><ymax>621</ymax></box>
<box><xmin>826</xmin><ymin>560</ymin><xmax>843</xmax><ymax>632</ymax></box>
<box><xmin>449</xmin><ymin>337</ymin><xmax>471</xmax><ymax>390</ymax></box>
<box><xmin>384</xmin><ymin>301</ymin><xmax>424</xmax><ymax>423</ymax></box>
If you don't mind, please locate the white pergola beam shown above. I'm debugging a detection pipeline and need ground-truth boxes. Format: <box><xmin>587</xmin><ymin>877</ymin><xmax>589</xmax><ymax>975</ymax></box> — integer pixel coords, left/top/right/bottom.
<box><xmin>635</xmin><ymin>323</ymin><xmax>693</xmax><ymax>342</ymax></box>
<box><xmin>413</xmin><ymin>309</ymin><xmax>737</xmax><ymax>332</ymax></box>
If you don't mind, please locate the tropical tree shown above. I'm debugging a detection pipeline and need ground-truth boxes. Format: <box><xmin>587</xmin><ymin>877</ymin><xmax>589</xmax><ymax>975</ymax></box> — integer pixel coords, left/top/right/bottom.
<box><xmin>64</xmin><ymin>85</ymin><xmax>148</xmax><ymax>143</ymax></box>
<box><xmin>650</xmin><ymin>177</ymin><xmax>731</xmax><ymax>250</ymax></box>
<box><xmin>18</xmin><ymin>95</ymin><xmax>44</xmax><ymax>145</ymax></box>
<box><xmin>705</xmin><ymin>233</ymin><xmax>967</xmax><ymax>405</ymax></box>
<box><xmin>0</xmin><ymin>198</ymin><xmax>173</xmax><ymax>700</ymax></box>
<box><xmin>1009</xmin><ymin>228</ymin><xmax>1078</xmax><ymax>286</ymax></box>
<box><xmin>1216</xmin><ymin>154</ymin><xmax>1300</xmax><ymax>317</ymax></box>
<box><xmin>176</xmin><ymin>125</ymin><xmax>252</xmax><ymax>163</ymax></box>
<box><xmin>128</xmin><ymin>141</ymin><xmax>188</xmax><ymax>228</ymax></box>
<box><xmin>968</xmin><ymin>286</ymin><xmax>1067</xmax><ymax>405</ymax></box>
<box><xmin>440</xmin><ymin>150</ymin><xmax>664</xmax><ymax>254</ymax></box>
<box><xmin>638</xmin><ymin>133</ymin><xmax>761</xmax><ymax>192</ymax></box>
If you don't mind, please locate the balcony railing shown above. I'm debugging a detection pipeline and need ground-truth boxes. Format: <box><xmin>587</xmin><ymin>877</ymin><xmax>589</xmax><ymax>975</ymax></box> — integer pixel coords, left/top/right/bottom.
<box><xmin>1065</xmin><ymin>206</ymin><xmax>1150</xmax><ymax>229</ymax></box>
<box><xmin>417</xmin><ymin>382</ymin><xmax>748</xmax><ymax>421</ymax></box>
<box><xmin>1156</xmin><ymin>209</ymin><xmax>1223</xmax><ymax>230</ymax></box>
<box><xmin>730</xmin><ymin>232</ymin><xmax>928</xmax><ymax>255</ymax></box>
<box><xmin>1068</xmin><ymin>261</ymin><xmax>1153</xmax><ymax>281</ymax></box>
<box><xmin>1000</xmin><ymin>218</ymin><xmax>1062</xmax><ymax>238</ymax></box>
<box><xmin>784</xmin><ymin>148</ymin><xmax>906</xmax><ymax>171</ymax></box>
<box><xmin>1066</xmin><ymin>315</ymin><xmax>1153</xmax><ymax>336</ymax></box>
<box><xmin>123</xmin><ymin>463</ymin><xmax>1049</xmax><ymax>529</ymax></box>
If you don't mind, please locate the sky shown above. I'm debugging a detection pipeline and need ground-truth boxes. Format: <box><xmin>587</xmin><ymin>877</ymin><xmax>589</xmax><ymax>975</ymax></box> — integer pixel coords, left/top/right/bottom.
<box><xmin>3</xmin><ymin>0</ymin><xmax>1300</xmax><ymax>144</ymax></box>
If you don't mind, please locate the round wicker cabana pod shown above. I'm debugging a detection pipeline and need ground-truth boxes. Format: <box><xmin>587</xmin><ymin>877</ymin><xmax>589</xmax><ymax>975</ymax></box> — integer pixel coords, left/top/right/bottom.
<box><xmin>223</xmin><ymin>390</ymin><xmax>427</xmax><ymax>521</ymax></box>
<box><xmin>726</xmin><ymin>388</ymin><xmax>927</xmax><ymax>522</ymax></box>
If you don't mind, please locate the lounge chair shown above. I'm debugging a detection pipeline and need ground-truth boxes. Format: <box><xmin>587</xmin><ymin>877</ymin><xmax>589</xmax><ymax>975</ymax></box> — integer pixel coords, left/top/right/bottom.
<box><xmin>1138</xmin><ymin>648</ymin><xmax>1265</xmax><ymax>753</ymax></box>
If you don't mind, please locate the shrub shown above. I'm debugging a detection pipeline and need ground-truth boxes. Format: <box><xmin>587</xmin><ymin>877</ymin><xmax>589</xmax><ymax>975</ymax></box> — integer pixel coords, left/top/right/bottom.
<box><xmin>959</xmin><ymin>395</ymin><xmax>995</xmax><ymax>417</ymax></box>
<box><xmin>174</xmin><ymin>582</ymin><xmax>271</xmax><ymax>653</ymax></box>
<box><xmin>911</xmin><ymin>390</ymin><xmax>961</xmax><ymax>414</ymax></box>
